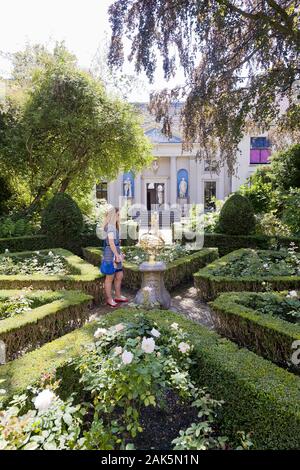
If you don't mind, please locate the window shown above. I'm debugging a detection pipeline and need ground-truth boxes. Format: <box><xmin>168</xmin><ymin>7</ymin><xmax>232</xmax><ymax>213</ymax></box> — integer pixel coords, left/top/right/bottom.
<box><xmin>204</xmin><ymin>181</ymin><xmax>216</xmax><ymax>211</ymax></box>
<box><xmin>96</xmin><ymin>181</ymin><xmax>108</xmax><ymax>201</ymax></box>
<box><xmin>250</xmin><ymin>137</ymin><xmax>271</xmax><ymax>164</ymax></box>
<box><xmin>204</xmin><ymin>159</ymin><xmax>218</xmax><ymax>172</ymax></box>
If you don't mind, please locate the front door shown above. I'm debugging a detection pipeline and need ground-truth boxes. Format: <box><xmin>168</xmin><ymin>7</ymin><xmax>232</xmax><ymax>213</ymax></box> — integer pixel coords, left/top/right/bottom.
<box><xmin>146</xmin><ymin>183</ymin><xmax>165</xmax><ymax>210</ymax></box>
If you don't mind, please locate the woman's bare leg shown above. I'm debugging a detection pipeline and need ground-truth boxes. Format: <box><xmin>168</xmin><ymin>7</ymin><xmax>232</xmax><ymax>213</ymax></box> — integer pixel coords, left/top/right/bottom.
<box><xmin>104</xmin><ymin>274</ymin><xmax>115</xmax><ymax>303</ymax></box>
<box><xmin>114</xmin><ymin>271</ymin><xmax>123</xmax><ymax>298</ymax></box>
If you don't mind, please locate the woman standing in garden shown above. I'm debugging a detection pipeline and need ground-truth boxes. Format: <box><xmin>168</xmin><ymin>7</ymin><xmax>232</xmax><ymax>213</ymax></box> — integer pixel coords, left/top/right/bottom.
<box><xmin>100</xmin><ymin>205</ymin><xmax>128</xmax><ymax>307</ymax></box>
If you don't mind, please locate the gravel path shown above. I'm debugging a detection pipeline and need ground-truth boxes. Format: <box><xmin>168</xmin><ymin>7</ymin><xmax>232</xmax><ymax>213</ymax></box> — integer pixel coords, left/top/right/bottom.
<box><xmin>88</xmin><ymin>285</ymin><xmax>215</xmax><ymax>330</ymax></box>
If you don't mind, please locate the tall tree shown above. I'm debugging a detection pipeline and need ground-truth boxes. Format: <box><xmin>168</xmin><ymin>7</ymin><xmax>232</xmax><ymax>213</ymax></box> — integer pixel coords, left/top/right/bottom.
<box><xmin>0</xmin><ymin>45</ymin><xmax>152</xmax><ymax>215</ymax></box>
<box><xmin>108</xmin><ymin>0</ymin><xmax>300</xmax><ymax>173</ymax></box>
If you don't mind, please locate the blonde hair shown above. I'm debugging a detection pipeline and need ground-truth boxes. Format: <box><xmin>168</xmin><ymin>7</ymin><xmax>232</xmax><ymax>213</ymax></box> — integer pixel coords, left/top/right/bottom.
<box><xmin>102</xmin><ymin>205</ymin><xmax>119</xmax><ymax>230</ymax></box>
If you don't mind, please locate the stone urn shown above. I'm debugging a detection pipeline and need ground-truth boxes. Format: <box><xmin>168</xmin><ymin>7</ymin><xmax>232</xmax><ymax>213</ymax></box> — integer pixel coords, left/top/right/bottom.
<box><xmin>134</xmin><ymin>230</ymin><xmax>171</xmax><ymax>309</ymax></box>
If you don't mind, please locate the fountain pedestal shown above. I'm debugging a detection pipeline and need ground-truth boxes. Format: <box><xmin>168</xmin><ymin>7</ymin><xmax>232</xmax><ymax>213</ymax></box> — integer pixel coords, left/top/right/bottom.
<box><xmin>134</xmin><ymin>261</ymin><xmax>171</xmax><ymax>309</ymax></box>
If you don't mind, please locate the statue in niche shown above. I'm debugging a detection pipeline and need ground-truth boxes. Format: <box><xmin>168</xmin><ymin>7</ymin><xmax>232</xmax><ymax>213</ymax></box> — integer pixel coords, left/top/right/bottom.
<box><xmin>157</xmin><ymin>184</ymin><xmax>164</xmax><ymax>205</ymax></box>
<box><xmin>124</xmin><ymin>177</ymin><xmax>132</xmax><ymax>198</ymax></box>
<box><xmin>179</xmin><ymin>177</ymin><xmax>188</xmax><ymax>198</ymax></box>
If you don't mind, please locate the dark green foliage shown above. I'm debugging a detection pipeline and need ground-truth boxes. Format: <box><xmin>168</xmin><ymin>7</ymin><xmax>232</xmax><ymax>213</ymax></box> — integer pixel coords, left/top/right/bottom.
<box><xmin>41</xmin><ymin>193</ymin><xmax>83</xmax><ymax>251</ymax></box>
<box><xmin>272</xmin><ymin>144</ymin><xmax>300</xmax><ymax>190</ymax></box>
<box><xmin>1</xmin><ymin>309</ymin><xmax>300</xmax><ymax>449</ymax></box>
<box><xmin>211</xmin><ymin>292</ymin><xmax>300</xmax><ymax>372</ymax></box>
<box><xmin>239</xmin><ymin>167</ymin><xmax>274</xmax><ymax>214</ymax></box>
<box><xmin>218</xmin><ymin>194</ymin><xmax>256</xmax><ymax>236</ymax></box>
<box><xmin>0</xmin><ymin>235</ymin><xmax>48</xmax><ymax>253</ymax></box>
<box><xmin>0</xmin><ymin>217</ymin><xmax>35</xmax><ymax>238</ymax></box>
<box><xmin>0</xmin><ymin>177</ymin><xmax>13</xmax><ymax>216</ymax></box>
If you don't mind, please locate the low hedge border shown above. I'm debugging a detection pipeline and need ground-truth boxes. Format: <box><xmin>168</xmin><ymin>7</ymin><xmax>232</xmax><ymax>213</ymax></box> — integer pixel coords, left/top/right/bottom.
<box><xmin>82</xmin><ymin>247</ymin><xmax>219</xmax><ymax>290</ymax></box>
<box><xmin>173</xmin><ymin>230</ymin><xmax>300</xmax><ymax>257</ymax></box>
<box><xmin>1</xmin><ymin>309</ymin><xmax>300</xmax><ymax>449</ymax></box>
<box><xmin>0</xmin><ymin>249</ymin><xmax>104</xmax><ymax>304</ymax></box>
<box><xmin>0</xmin><ymin>235</ymin><xmax>49</xmax><ymax>254</ymax></box>
<box><xmin>194</xmin><ymin>248</ymin><xmax>300</xmax><ymax>301</ymax></box>
<box><xmin>210</xmin><ymin>291</ymin><xmax>300</xmax><ymax>371</ymax></box>
<box><xmin>0</xmin><ymin>290</ymin><xmax>93</xmax><ymax>361</ymax></box>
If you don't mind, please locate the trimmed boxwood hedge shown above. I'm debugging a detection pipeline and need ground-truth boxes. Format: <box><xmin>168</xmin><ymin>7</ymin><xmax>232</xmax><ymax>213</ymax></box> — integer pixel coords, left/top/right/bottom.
<box><xmin>82</xmin><ymin>246</ymin><xmax>219</xmax><ymax>290</ymax></box>
<box><xmin>173</xmin><ymin>230</ymin><xmax>300</xmax><ymax>256</ymax></box>
<box><xmin>0</xmin><ymin>249</ymin><xmax>104</xmax><ymax>303</ymax></box>
<box><xmin>0</xmin><ymin>290</ymin><xmax>93</xmax><ymax>361</ymax></box>
<box><xmin>194</xmin><ymin>248</ymin><xmax>300</xmax><ymax>301</ymax></box>
<box><xmin>0</xmin><ymin>309</ymin><xmax>300</xmax><ymax>449</ymax></box>
<box><xmin>0</xmin><ymin>235</ymin><xmax>49</xmax><ymax>254</ymax></box>
<box><xmin>210</xmin><ymin>291</ymin><xmax>300</xmax><ymax>371</ymax></box>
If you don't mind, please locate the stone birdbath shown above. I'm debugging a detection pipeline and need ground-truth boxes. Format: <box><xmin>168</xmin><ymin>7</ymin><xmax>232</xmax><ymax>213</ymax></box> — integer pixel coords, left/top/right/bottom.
<box><xmin>134</xmin><ymin>230</ymin><xmax>171</xmax><ymax>310</ymax></box>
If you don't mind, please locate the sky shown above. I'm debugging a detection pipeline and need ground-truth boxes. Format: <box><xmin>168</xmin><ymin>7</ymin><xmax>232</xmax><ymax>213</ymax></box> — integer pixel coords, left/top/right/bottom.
<box><xmin>0</xmin><ymin>0</ymin><xmax>185</xmax><ymax>102</ymax></box>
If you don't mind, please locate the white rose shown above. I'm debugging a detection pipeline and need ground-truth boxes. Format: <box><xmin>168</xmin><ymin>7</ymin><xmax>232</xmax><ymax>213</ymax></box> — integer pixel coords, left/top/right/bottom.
<box><xmin>114</xmin><ymin>323</ymin><xmax>125</xmax><ymax>332</ymax></box>
<box><xmin>121</xmin><ymin>350</ymin><xmax>133</xmax><ymax>364</ymax></box>
<box><xmin>171</xmin><ymin>322</ymin><xmax>179</xmax><ymax>330</ymax></box>
<box><xmin>114</xmin><ymin>346</ymin><xmax>123</xmax><ymax>356</ymax></box>
<box><xmin>141</xmin><ymin>337</ymin><xmax>155</xmax><ymax>354</ymax></box>
<box><xmin>34</xmin><ymin>389</ymin><xmax>56</xmax><ymax>412</ymax></box>
<box><xmin>287</xmin><ymin>290</ymin><xmax>298</xmax><ymax>298</ymax></box>
<box><xmin>178</xmin><ymin>342</ymin><xmax>190</xmax><ymax>354</ymax></box>
<box><xmin>150</xmin><ymin>328</ymin><xmax>160</xmax><ymax>338</ymax></box>
<box><xmin>94</xmin><ymin>328</ymin><xmax>108</xmax><ymax>339</ymax></box>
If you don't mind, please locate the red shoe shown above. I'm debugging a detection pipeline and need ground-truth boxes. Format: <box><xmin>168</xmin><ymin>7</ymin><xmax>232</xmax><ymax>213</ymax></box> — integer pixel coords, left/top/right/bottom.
<box><xmin>114</xmin><ymin>296</ymin><xmax>129</xmax><ymax>303</ymax></box>
<box><xmin>106</xmin><ymin>300</ymin><xmax>118</xmax><ymax>308</ymax></box>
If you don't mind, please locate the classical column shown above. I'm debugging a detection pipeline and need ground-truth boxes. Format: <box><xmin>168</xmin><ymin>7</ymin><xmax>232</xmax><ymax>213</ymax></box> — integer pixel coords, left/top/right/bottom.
<box><xmin>135</xmin><ymin>172</ymin><xmax>142</xmax><ymax>205</ymax></box>
<box><xmin>189</xmin><ymin>157</ymin><xmax>197</xmax><ymax>203</ymax></box>
<box><xmin>170</xmin><ymin>156</ymin><xmax>177</xmax><ymax>206</ymax></box>
<box><xmin>196</xmin><ymin>159</ymin><xmax>202</xmax><ymax>204</ymax></box>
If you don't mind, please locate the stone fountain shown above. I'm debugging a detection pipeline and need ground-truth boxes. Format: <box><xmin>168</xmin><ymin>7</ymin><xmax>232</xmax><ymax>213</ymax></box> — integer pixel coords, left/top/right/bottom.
<box><xmin>134</xmin><ymin>212</ymin><xmax>171</xmax><ymax>309</ymax></box>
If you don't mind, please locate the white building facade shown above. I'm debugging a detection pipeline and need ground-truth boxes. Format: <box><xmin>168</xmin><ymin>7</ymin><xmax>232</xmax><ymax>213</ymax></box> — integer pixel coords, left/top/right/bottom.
<box><xmin>95</xmin><ymin>104</ymin><xmax>271</xmax><ymax>216</ymax></box>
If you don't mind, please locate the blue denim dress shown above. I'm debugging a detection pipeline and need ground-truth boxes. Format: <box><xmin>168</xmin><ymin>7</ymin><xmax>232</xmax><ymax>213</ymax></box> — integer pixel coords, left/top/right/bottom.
<box><xmin>100</xmin><ymin>224</ymin><xmax>123</xmax><ymax>275</ymax></box>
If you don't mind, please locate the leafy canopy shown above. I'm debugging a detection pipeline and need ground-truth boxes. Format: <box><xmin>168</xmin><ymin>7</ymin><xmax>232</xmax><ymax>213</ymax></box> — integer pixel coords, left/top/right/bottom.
<box><xmin>0</xmin><ymin>44</ymin><xmax>152</xmax><ymax>215</ymax></box>
<box><xmin>108</xmin><ymin>0</ymin><xmax>300</xmax><ymax>173</ymax></box>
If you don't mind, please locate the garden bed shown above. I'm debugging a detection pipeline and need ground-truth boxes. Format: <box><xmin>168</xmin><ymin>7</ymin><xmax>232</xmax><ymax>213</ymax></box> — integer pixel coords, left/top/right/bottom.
<box><xmin>82</xmin><ymin>246</ymin><xmax>219</xmax><ymax>290</ymax></box>
<box><xmin>1</xmin><ymin>309</ymin><xmax>300</xmax><ymax>449</ymax></box>
<box><xmin>194</xmin><ymin>248</ymin><xmax>300</xmax><ymax>301</ymax></box>
<box><xmin>0</xmin><ymin>289</ymin><xmax>93</xmax><ymax>361</ymax></box>
<box><xmin>0</xmin><ymin>249</ymin><xmax>104</xmax><ymax>303</ymax></box>
<box><xmin>210</xmin><ymin>291</ymin><xmax>300</xmax><ymax>372</ymax></box>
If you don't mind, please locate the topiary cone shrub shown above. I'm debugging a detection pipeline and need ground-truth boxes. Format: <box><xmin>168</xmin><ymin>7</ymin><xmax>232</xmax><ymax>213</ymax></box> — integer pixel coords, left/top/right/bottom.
<box><xmin>41</xmin><ymin>193</ymin><xmax>83</xmax><ymax>252</ymax></box>
<box><xmin>218</xmin><ymin>194</ymin><xmax>256</xmax><ymax>236</ymax></box>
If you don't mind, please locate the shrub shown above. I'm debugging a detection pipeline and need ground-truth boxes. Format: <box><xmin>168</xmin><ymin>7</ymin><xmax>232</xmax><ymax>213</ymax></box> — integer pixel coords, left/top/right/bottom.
<box><xmin>282</xmin><ymin>188</ymin><xmax>300</xmax><ymax>237</ymax></box>
<box><xmin>239</xmin><ymin>167</ymin><xmax>274</xmax><ymax>214</ymax></box>
<box><xmin>210</xmin><ymin>291</ymin><xmax>300</xmax><ymax>371</ymax></box>
<box><xmin>218</xmin><ymin>194</ymin><xmax>256</xmax><ymax>236</ymax></box>
<box><xmin>271</xmin><ymin>143</ymin><xmax>300</xmax><ymax>190</ymax></box>
<box><xmin>0</xmin><ymin>289</ymin><xmax>93</xmax><ymax>361</ymax></box>
<box><xmin>0</xmin><ymin>217</ymin><xmax>36</xmax><ymax>238</ymax></box>
<box><xmin>255</xmin><ymin>211</ymin><xmax>291</xmax><ymax>237</ymax></box>
<box><xmin>41</xmin><ymin>193</ymin><xmax>83</xmax><ymax>251</ymax></box>
<box><xmin>0</xmin><ymin>176</ymin><xmax>13</xmax><ymax>216</ymax></box>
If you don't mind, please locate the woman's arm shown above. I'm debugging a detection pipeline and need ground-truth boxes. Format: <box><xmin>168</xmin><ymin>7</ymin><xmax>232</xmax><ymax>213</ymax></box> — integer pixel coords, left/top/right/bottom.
<box><xmin>108</xmin><ymin>233</ymin><xmax>122</xmax><ymax>262</ymax></box>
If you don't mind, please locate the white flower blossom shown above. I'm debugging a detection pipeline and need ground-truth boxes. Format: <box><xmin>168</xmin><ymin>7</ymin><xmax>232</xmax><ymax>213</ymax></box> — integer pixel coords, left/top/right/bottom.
<box><xmin>35</xmin><ymin>251</ymin><xmax>40</xmax><ymax>255</ymax></box>
<box><xmin>287</xmin><ymin>290</ymin><xmax>298</xmax><ymax>298</ymax></box>
<box><xmin>171</xmin><ymin>322</ymin><xmax>179</xmax><ymax>330</ymax></box>
<box><xmin>150</xmin><ymin>328</ymin><xmax>160</xmax><ymax>338</ymax></box>
<box><xmin>34</xmin><ymin>389</ymin><xmax>56</xmax><ymax>412</ymax></box>
<box><xmin>48</xmin><ymin>251</ymin><xmax>54</xmax><ymax>256</ymax></box>
<box><xmin>121</xmin><ymin>350</ymin><xmax>133</xmax><ymax>364</ymax></box>
<box><xmin>4</xmin><ymin>249</ymin><xmax>9</xmax><ymax>254</ymax></box>
<box><xmin>114</xmin><ymin>323</ymin><xmax>125</xmax><ymax>332</ymax></box>
<box><xmin>178</xmin><ymin>342</ymin><xmax>190</xmax><ymax>354</ymax></box>
<box><xmin>263</xmin><ymin>263</ymin><xmax>269</xmax><ymax>269</ymax></box>
<box><xmin>114</xmin><ymin>346</ymin><xmax>123</xmax><ymax>356</ymax></box>
<box><xmin>94</xmin><ymin>328</ymin><xmax>108</xmax><ymax>339</ymax></box>
<box><xmin>141</xmin><ymin>337</ymin><xmax>156</xmax><ymax>354</ymax></box>
<box><xmin>0</xmin><ymin>389</ymin><xmax>6</xmax><ymax>395</ymax></box>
